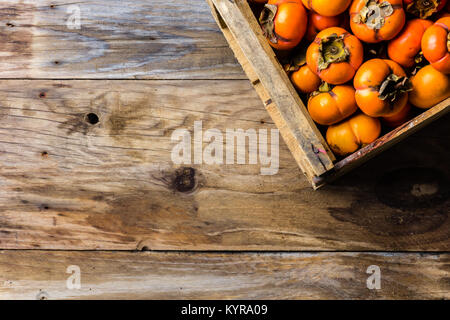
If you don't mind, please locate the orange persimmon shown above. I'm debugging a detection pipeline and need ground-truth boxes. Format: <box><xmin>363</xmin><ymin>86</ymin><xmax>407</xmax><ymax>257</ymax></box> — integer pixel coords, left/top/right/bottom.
<box><xmin>291</xmin><ymin>65</ymin><xmax>322</xmax><ymax>93</ymax></box>
<box><xmin>306</xmin><ymin>12</ymin><xmax>344</xmax><ymax>41</ymax></box>
<box><xmin>306</xmin><ymin>27</ymin><xmax>364</xmax><ymax>84</ymax></box>
<box><xmin>259</xmin><ymin>0</ymin><xmax>308</xmax><ymax>50</ymax></box>
<box><xmin>308</xmin><ymin>84</ymin><xmax>358</xmax><ymax>125</ymax></box>
<box><xmin>382</xmin><ymin>103</ymin><xmax>412</xmax><ymax>127</ymax></box>
<box><xmin>421</xmin><ymin>17</ymin><xmax>450</xmax><ymax>74</ymax></box>
<box><xmin>302</xmin><ymin>0</ymin><xmax>352</xmax><ymax>17</ymax></box>
<box><xmin>326</xmin><ymin>113</ymin><xmax>381</xmax><ymax>156</ymax></box>
<box><xmin>409</xmin><ymin>65</ymin><xmax>450</xmax><ymax>108</ymax></box>
<box><xmin>354</xmin><ymin>59</ymin><xmax>411</xmax><ymax>117</ymax></box>
<box><xmin>388</xmin><ymin>19</ymin><xmax>433</xmax><ymax>68</ymax></box>
<box><xmin>350</xmin><ymin>0</ymin><xmax>406</xmax><ymax>43</ymax></box>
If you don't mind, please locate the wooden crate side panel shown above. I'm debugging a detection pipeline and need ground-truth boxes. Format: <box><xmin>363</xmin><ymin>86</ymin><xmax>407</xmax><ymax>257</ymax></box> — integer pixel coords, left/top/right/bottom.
<box><xmin>313</xmin><ymin>98</ymin><xmax>450</xmax><ymax>188</ymax></box>
<box><xmin>209</xmin><ymin>0</ymin><xmax>335</xmax><ymax>177</ymax></box>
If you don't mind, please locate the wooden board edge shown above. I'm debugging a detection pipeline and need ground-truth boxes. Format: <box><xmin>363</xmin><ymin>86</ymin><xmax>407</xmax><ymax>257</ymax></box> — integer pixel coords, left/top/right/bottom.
<box><xmin>312</xmin><ymin>98</ymin><xmax>450</xmax><ymax>189</ymax></box>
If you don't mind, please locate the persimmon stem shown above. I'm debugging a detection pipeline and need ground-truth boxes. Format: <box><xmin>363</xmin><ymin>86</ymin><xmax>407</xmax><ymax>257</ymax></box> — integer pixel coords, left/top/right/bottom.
<box><xmin>378</xmin><ymin>74</ymin><xmax>412</xmax><ymax>103</ymax></box>
<box><xmin>260</xmin><ymin>4</ymin><xmax>278</xmax><ymax>44</ymax></box>
<box><xmin>406</xmin><ymin>0</ymin><xmax>440</xmax><ymax>19</ymax></box>
<box><xmin>317</xmin><ymin>34</ymin><xmax>350</xmax><ymax>71</ymax></box>
<box><xmin>353</xmin><ymin>0</ymin><xmax>394</xmax><ymax>30</ymax></box>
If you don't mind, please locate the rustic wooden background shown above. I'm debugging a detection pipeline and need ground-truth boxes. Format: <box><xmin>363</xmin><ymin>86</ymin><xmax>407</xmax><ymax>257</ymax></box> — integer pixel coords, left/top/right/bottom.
<box><xmin>0</xmin><ymin>0</ymin><xmax>448</xmax><ymax>299</ymax></box>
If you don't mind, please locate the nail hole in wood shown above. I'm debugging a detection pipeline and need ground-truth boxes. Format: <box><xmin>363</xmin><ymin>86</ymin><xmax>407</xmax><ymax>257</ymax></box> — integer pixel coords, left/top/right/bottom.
<box><xmin>85</xmin><ymin>113</ymin><xmax>99</xmax><ymax>125</ymax></box>
<box><xmin>39</xmin><ymin>92</ymin><xmax>46</xmax><ymax>98</ymax></box>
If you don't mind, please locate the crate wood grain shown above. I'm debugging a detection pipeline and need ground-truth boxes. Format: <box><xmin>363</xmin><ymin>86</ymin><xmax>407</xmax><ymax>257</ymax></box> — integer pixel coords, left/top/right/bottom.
<box><xmin>0</xmin><ymin>80</ymin><xmax>448</xmax><ymax>251</ymax></box>
<box><xmin>0</xmin><ymin>0</ymin><xmax>244</xmax><ymax>80</ymax></box>
<box><xmin>0</xmin><ymin>251</ymin><xmax>448</xmax><ymax>300</ymax></box>
<box><xmin>206</xmin><ymin>0</ymin><xmax>450</xmax><ymax>189</ymax></box>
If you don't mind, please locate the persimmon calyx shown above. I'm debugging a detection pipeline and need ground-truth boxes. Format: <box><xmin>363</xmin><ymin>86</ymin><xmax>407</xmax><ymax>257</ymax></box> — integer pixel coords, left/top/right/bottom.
<box><xmin>353</xmin><ymin>0</ymin><xmax>394</xmax><ymax>30</ymax></box>
<box><xmin>414</xmin><ymin>51</ymin><xmax>425</xmax><ymax>64</ymax></box>
<box><xmin>447</xmin><ymin>32</ymin><xmax>450</xmax><ymax>52</ymax></box>
<box><xmin>260</xmin><ymin>4</ymin><xmax>279</xmax><ymax>44</ymax></box>
<box><xmin>311</xmin><ymin>82</ymin><xmax>333</xmax><ymax>96</ymax></box>
<box><xmin>378</xmin><ymin>74</ymin><xmax>412</xmax><ymax>102</ymax></box>
<box><xmin>284</xmin><ymin>47</ymin><xmax>307</xmax><ymax>72</ymax></box>
<box><xmin>406</xmin><ymin>0</ymin><xmax>440</xmax><ymax>19</ymax></box>
<box><xmin>412</xmin><ymin>51</ymin><xmax>428</xmax><ymax>74</ymax></box>
<box><xmin>317</xmin><ymin>34</ymin><xmax>350</xmax><ymax>71</ymax></box>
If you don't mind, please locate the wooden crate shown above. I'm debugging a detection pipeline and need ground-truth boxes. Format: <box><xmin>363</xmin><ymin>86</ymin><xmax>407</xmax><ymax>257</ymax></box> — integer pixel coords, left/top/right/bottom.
<box><xmin>206</xmin><ymin>0</ymin><xmax>450</xmax><ymax>189</ymax></box>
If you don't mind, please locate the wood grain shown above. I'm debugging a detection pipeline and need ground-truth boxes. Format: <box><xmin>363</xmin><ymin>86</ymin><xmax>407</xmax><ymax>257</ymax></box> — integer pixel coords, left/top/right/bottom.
<box><xmin>0</xmin><ymin>0</ymin><xmax>244</xmax><ymax>79</ymax></box>
<box><xmin>0</xmin><ymin>251</ymin><xmax>448</xmax><ymax>299</ymax></box>
<box><xmin>0</xmin><ymin>80</ymin><xmax>448</xmax><ymax>251</ymax></box>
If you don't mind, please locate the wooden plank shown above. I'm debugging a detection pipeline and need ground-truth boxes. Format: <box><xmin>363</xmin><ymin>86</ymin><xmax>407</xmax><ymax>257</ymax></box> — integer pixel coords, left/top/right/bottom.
<box><xmin>0</xmin><ymin>251</ymin><xmax>448</xmax><ymax>299</ymax></box>
<box><xmin>0</xmin><ymin>80</ymin><xmax>449</xmax><ymax>251</ymax></box>
<box><xmin>209</xmin><ymin>0</ymin><xmax>335</xmax><ymax>178</ymax></box>
<box><xmin>0</xmin><ymin>0</ymin><xmax>244</xmax><ymax>79</ymax></box>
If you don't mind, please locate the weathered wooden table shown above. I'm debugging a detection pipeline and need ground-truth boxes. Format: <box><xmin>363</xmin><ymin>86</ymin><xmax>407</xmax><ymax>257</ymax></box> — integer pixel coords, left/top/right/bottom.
<box><xmin>0</xmin><ymin>0</ymin><xmax>448</xmax><ymax>300</ymax></box>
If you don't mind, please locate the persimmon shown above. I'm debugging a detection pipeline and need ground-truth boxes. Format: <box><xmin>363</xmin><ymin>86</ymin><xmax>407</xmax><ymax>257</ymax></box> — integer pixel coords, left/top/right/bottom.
<box><xmin>388</xmin><ymin>19</ymin><xmax>433</xmax><ymax>68</ymax></box>
<box><xmin>354</xmin><ymin>59</ymin><xmax>411</xmax><ymax>117</ymax></box>
<box><xmin>306</xmin><ymin>27</ymin><xmax>364</xmax><ymax>84</ymax></box>
<box><xmin>284</xmin><ymin>46</ymin><xmax>321</xmax><ymax>93</ymax></box>
<box><xmin>382</xmin><ymin>103</ymin><xmax>412</xmax><ymax>127</ymax></box>
<box><xmin>326</xmin><ymin>113</ymin><xmax>381</xmax><ymax>156</ymax></box>
<box><xmin>404</xmin><ymin>0</ymin><xmax>447</xmax><ymax>19</ymax></box>
<box><xmin>308</xmin><ymin>84</ymin><xmax>358</xmax><ymax>125</ymax></box>
<box><xmin>421</xmin><ymin>17</ymin><xmax>450</xmax><ymax>74</ymax></box>
<box><xmin>350</xmin><ymin>0</ymin><xmax>406</xmax><ymax>43</ymax></box>
<box><xmin>291</xmin><ymin>65</ymin><xmax>322</xmax><ymax>93</ymax></box>
<box><xmin>302</xmin><ymin>0</ymin><xmax>352</xmax><ymax>17</ymax></box>
<box><xmin>306</xmin><ymin>12</ymin><xmax>344</xmax><ymax>41</ymax></box>
<box><xmin>259</xmin><ymin>0</ymin><xmax>308</xmax><ymax>50</ymax></box>
<box><xmin>409</xmin><ymin>65</ymin><xmax>450</xmax><ymax>108</ymax></box>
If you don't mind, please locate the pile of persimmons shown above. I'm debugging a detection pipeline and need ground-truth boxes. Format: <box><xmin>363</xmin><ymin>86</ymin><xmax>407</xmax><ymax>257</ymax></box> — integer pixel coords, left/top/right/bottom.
<box><xmin>249</xmin><ymin>0</ymin><xmax>450</xmax><ymax>156</ymax></box>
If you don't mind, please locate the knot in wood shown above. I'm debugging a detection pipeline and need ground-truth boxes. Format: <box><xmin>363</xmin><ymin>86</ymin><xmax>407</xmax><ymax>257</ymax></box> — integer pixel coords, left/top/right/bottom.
<box><xmin>173</xmin><ymin>167</ymin><xmax>197</xmax><ymax>193</ymax></box>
